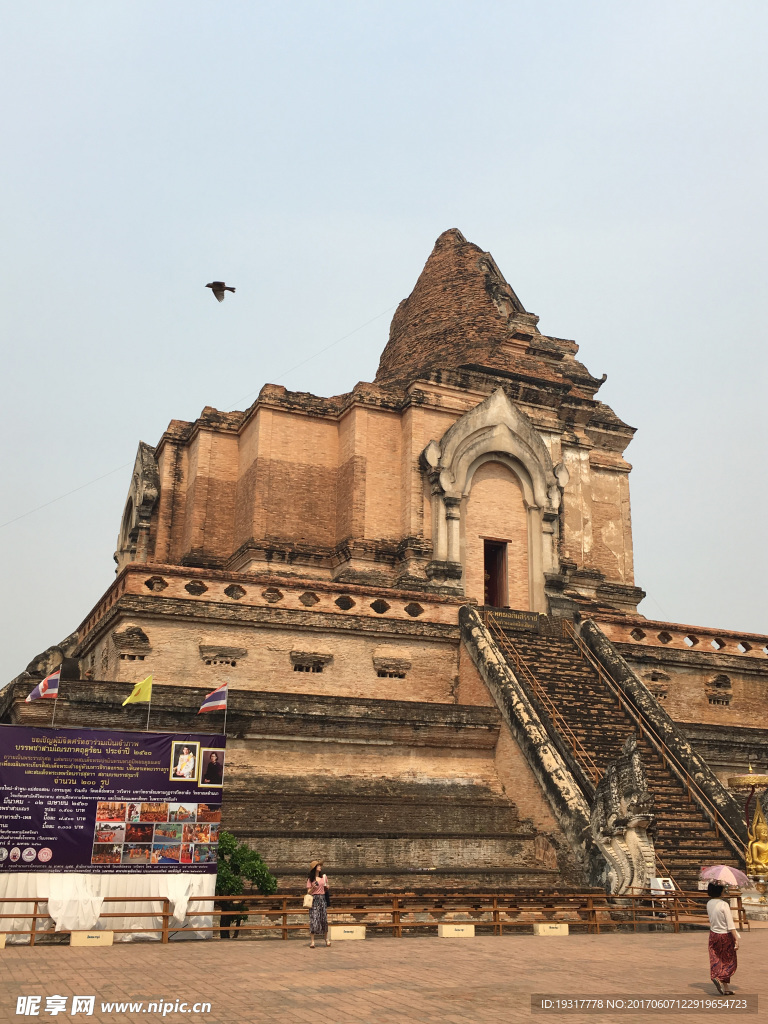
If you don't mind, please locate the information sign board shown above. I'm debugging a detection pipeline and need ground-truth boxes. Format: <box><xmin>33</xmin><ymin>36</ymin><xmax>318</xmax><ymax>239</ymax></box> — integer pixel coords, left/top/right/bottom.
<box><xmin>0</xmin><ymin>726</ymin><xmax>225</xmax><ymax>873</ymax></box>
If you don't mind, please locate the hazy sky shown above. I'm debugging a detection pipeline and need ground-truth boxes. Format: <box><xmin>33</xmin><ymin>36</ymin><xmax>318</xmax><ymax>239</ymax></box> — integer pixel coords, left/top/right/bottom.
<box><xmin>2</xmin><ymin>1</ymin><xmax>766</xmax><ymax>684</ymax></box>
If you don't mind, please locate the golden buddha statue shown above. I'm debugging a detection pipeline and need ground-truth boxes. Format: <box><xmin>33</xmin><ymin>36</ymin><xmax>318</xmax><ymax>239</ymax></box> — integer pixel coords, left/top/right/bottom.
<box><xmin>747</xmin><ymin>801</ymin><xmax>768</xmax><ymax>876</ymax></box>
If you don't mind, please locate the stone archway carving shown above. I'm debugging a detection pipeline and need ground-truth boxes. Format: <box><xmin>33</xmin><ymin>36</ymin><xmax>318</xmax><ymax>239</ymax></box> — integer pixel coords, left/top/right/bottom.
<box><xmin>420</xmin><ymin>388</ymin><xmax>563</xmax><ymax>611</ymax></box>
<box><xmin>114</xmin><ymin>442</ymin><xmax>160</xmax><ymax>574</ymax></box>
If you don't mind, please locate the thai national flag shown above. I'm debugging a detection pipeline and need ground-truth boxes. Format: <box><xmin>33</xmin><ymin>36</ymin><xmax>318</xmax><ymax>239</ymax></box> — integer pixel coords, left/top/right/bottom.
<box><xmin>25</xmin><ymin>668</ymin><xmax>61</xmax><ymax>703</ymax></box>
<box><xmin>198</xmin><ymin>681</ymin><xmax>228</xmax><ymax>713</ymax></box>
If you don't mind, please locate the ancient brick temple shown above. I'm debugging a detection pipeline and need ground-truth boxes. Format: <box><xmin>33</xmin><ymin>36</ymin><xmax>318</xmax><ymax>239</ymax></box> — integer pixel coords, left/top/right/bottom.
<box><xmin>6</xmin><ymin>229</ymin><xmax>767</xmax><ymax>892</ymax></box>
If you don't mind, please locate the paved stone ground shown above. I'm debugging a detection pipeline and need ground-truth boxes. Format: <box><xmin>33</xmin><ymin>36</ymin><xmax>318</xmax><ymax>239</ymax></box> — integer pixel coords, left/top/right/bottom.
<box><xmin>1</xmin><ymin>931</ymin><xmax>765</xmax><ymax>1024</ymax></box>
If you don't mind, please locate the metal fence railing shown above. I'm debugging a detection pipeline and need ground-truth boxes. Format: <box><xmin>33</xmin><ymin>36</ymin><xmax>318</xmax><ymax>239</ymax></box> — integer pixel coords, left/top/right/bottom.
<box><xmin>0</xmin><ymin>889</ymin><xmax>748</xmax><ymax>943</ymax></box>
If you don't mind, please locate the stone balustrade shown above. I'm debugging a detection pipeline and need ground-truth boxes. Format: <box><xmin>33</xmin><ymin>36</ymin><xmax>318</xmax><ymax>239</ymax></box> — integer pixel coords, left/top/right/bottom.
<box><xmin>594</xmin><ymin>616</ymin><xmax>768</xmax><ymax>659</ymax></box>
<box><xmin>77</xmin><ymin>564</ymin><xmax>462</xmax><ymax>643</ymax></box>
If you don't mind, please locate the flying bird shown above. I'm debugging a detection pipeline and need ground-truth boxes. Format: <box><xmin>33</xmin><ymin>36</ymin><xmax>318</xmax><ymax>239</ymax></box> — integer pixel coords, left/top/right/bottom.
<box><xmin>206</xmin><ymin>281</ymin><xmax>236</xmax><ymax>302</ymax></box>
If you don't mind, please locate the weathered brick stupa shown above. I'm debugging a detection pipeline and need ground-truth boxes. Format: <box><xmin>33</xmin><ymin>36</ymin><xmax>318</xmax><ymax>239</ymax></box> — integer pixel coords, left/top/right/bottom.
<box><xmin>5</xmin><ymin>229</ymin><xmax>767</xmax><ymax>893</ymax></box>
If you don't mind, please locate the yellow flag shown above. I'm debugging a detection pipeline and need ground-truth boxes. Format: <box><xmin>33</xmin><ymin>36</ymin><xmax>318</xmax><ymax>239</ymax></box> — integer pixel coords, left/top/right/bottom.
<box><xmin>122</xmin><ymin>675</ymin><xmax>153</xmax><ymax>706</ymax></box>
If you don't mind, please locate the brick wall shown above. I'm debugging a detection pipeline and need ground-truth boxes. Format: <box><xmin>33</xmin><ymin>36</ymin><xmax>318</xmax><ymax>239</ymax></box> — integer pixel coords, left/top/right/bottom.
<box><xmin>456</xmin><ymin>643</ymin><xmax>493</xmax><ymax>706</ymax></box>
<box><xmin>595</xmin><ymin>616</ymin><xmax>768</xmax><ymax>731</ymax></box>
<box><xmin>589</xmin><ymin>464</ymin><xmax>634</xmax><ymax>584</ymax></box>
<box><xmin>96</xmin><ymin>616</ymin><xmax>460</xmax><ymax>704</ymax></box>
<box><xmin>626</xmin><ymin>656</ymin><xmax>768</xmax><ymax>729</ymax></box>
<box><xmin>463</xmin><ymin>461</ymin><xmax>529</xmax><ymax>609</ymax></box>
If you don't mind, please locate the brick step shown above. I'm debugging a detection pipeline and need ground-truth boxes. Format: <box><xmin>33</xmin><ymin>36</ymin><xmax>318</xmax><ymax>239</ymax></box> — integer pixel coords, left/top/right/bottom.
<box><xmin>556</xmin><ymin>707</ymin><xmax>627</xmax><ymax>714</ymax></box>
<box><xmin>654</xmin><ymin>825</ymin><xmax>722</xmax><ymax>836</ymax></box>
<box><xmin>654</xmin><ymin>824</ymin><xmax>728</xmax><ymax>835</ymax></box>
<box><xmin>654</xmin><ymin>803</ymin><xmax>706</xmax><ymax>814</ymax></box>
<box><xmin>547</xmin><ymin>701</ymin><xmax>622</xmax><ymax>708</ymax></box>
<box><xmin>654</xmin><ymin>827</ymin><xmax>720</xmax><ymax>838</ymax></box>
<box><xmin>527</xmin><ymin>669</ymin><xmax>599</xmax><ymax>676</ymax></box>
<box><xmin>654</xmin><ymin>816</ymin><xmax>716</xmax><ymax>824</ymax></box>
<box><xmin>655</xmin><ymin>825</ymin><xmax>715</xmax><ymax>835</ymax></box>
<box><xmin>656</xmin><ymin>844</ymin><xmax>726</xmax><ymax>853</ymax></box>
<box><xmin>547</xmin><ymin>724</ymin><xmax>628</xmax><ymax>734</ymax></box>
<box><xmin>656</xmin><ymin>846</ymin><xmax>730</xmax><ymax>856</ymax></box>
<box><xmin>654</xmin><ymin>812</ymin><xmax>714</xmax><ymax>820</ymax></box>
<box><xmin>657</xmin><ymin>844</ymin><xmax>724</xmax><ymax>853</ymax></box>
<box><xmin>657</xmin><ymin>854</ymin><xmax>734</xmax><ymax>862</ymax></box>
<box><xmin>557</xmin><ymin>719</ymin><xmax>624</xmax><ymax>726</ymax></box>
<box><xmin>653</xmin><ymin>798</ymin><xmax>702</xmax><ymax>808</ymax></box>
<box><xmin>655</xmin><ymin>832</ymin><xmax>723</xmax><ymax>842</ymax></box>
<box><xmin>656</xmin><ymin>844</ymin><xmax>728</xmax><ymax>853</ymax></box>
<box><xmin>564</xmin><ymin>725</ymin><xmax>634</xmax><ymax>734</ymax></box>
<box><xmin>564</xmin><ymin>718</ymin><xmax>631</xmax><ymax>725</ymax></box>
<box><xmin>656</xmin><ymin>837</ymin><xmax>726</xmax><ymax>848</ymax></box>
<box><xmin>544</xmin><ymin>685</ymin><xmax>617</xmax><ymax>692</ymax></box>
<box><xmin>654</xmin><ymin>804</ymin><xmax>709</xmax><ymax>815</ymax></box>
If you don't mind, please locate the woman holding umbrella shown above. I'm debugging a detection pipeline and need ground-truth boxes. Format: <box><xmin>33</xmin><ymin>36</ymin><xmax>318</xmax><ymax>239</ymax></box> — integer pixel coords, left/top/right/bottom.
<box><xmin>701</xmin><ymin>866</ymin><xmax>745</xmax><ymax>995</ymax></box>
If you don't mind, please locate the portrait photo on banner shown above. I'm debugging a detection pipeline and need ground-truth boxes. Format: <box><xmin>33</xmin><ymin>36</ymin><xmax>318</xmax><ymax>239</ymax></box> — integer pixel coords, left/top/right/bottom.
<box><xmin>169</xmin><ymin>740</ymin><xmax>200</xmax><ymax>782</ymax></box>
<box><xmin>199</xmin><ymin>747</ymin><xmax>225</xmax><ymax>788</ymax></box>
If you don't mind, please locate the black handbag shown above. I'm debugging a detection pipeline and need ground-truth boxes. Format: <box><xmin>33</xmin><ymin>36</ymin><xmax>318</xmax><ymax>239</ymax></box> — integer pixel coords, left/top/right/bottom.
<box><xmin>324</xmin><ymin>890</ymin><xmax>331</xmax><ymax>906</ymax></box>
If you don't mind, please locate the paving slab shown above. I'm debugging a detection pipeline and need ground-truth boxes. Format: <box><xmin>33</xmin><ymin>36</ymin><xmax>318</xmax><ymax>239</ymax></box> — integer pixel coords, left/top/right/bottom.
<box><xmin>0</xmin><ymin>931</ymin><xmax>765</xmax><ymax>1023</ymax></box>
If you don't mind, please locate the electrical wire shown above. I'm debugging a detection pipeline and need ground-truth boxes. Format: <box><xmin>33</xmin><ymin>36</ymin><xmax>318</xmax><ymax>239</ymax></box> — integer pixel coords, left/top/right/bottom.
<box><xmin>0</xmin><ymin>302</ymin><xmax>396</xmax><ymax>531</ymax></box>
<box><xmin>0</xmin><ymin>462</ymin><xmax>133</xmax><ymax>530</ymax></box>
<box><xmin>229</xmin><ymin>303</ymin><xmax>396</xmax><ymax>407</ymax></box>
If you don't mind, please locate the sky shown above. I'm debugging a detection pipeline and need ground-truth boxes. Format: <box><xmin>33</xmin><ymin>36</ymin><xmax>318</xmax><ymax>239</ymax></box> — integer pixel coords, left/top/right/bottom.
<box><xmin>1</xmin><ymin>1</ymin><xmax>766</xmax><ymax>684</ymax></box>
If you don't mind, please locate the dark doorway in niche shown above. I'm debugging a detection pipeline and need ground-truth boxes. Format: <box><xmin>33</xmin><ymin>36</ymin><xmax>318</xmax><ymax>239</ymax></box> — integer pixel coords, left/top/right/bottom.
<box><xmin>483</xmin><ymin>540</ymin><xmax>507</xmax><ymax>608</ymax></box>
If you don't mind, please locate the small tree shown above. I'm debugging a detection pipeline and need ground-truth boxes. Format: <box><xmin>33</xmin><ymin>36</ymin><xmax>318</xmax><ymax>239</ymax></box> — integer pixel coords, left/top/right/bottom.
<box><xmin>215</xmin><ymin>831</ymin><xmax>278</xmax><ymax>939</ymax></box>
<box><xmin>216</xmin><ymin>830</ymin><xmax>277</xmax><ymax>897</ymax></box>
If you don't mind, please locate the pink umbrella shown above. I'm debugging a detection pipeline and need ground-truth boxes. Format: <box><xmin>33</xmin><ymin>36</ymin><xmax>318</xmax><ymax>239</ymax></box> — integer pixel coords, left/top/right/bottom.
<box><xmin>700</xmin><ymin>865</ymin><xmax>750</xmax><ymax>887</ymax></box>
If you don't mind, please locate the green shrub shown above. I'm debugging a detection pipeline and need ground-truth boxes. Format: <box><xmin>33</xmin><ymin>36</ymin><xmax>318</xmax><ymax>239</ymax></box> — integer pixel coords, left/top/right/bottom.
<box><xmin>215</xmin><ymin>830</ymin><xmax>277</xmax><ymax>896</ymax></box>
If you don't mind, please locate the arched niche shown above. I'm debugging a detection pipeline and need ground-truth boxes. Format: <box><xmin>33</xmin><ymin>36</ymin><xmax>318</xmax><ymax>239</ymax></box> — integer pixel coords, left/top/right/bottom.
<box><xmin>114</xmin><ymin>442</ymin><xmax>160</xmax><ymax>574</ymax></box>
<box><xmin>462</xmin><ymin>459</ymin><xmax>531</xmax><ymax>609</ymax></box>
<box><xmin>420</xmin><ymin>388</ymin><xmax>562</xmax><ymax>612</ymax></box>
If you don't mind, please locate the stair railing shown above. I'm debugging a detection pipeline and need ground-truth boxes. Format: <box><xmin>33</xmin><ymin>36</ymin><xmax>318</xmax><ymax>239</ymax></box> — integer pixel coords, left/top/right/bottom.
<box><xmin>485</xmin><ymin>613</ymin><xmax>603</xmax><ymax>787</ymax></box>
<box><xmin>561</xmin><ymin>618</ymin><xmax>744</xmax><ymax>859</ymax></box>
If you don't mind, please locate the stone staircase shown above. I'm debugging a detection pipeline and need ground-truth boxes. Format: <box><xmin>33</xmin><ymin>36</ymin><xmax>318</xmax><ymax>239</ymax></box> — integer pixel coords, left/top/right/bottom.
<box><xmin>491</xmin><ymin>624</ymin><xmax>741</xmax><ymax>890</ymax></box>
<box><xmin>228</xmin><ymin>775</ymin><xmax>559</xmax><ymax>892</ymax></box>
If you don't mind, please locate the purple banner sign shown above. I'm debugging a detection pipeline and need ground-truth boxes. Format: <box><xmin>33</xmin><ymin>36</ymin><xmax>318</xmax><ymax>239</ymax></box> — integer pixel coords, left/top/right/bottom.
<box><xmin>0</xmin><ymin>726</ymin><xmax>225</xmax><ymax>873</ymax></box>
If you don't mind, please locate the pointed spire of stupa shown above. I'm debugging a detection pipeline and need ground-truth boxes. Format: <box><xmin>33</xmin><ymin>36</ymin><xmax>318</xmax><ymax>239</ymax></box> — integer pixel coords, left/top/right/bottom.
<box><xmin>375</xmin><ymin>229</ymin><xmax>536</xmax><ymax>384</ymax></box>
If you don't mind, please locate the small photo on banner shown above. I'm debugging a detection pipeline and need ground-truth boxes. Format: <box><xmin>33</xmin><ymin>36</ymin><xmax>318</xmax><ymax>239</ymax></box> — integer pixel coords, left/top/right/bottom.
<box><xmin>183</xmin><ymin>823</ymin><xmax>211</xmax><ymax>844</ymax></box>
<box><xmin>122</xmin><ymin>844</ymin><xmax>151</xmax><ymax>865</ymax></box>
<box><xmin>152</xmin><ymin>841</ymin><xmax>181</xmax><ymax>865</ymax></box>
<box><xmin>96</xmin><ymin>801</ymin><xmax>127</xmax><ymax>821</ymax></box>
<box><xmin>92</xmin><ymin>843</ymin><xmax>121</xmax><ymax>865</ymax></box>
<box><xmin>126</xmin><ymin>803</ymin><xmax>142</xmax><ymax>823</ymax></box>
<box><xmin>199</xmin><ymin>748</ymin><xmax>224</xmax><ymax>788</ymax></box>
<box><xmin>139</xmin><ymin>803</ymin><xmax>169</xmax><ymax>823</ymax></box>
<box><xmin>93</xmin><ymin>822</ymin><xmax>126</xmax><ymax>844</ymax></box>
<box><xmin>169</xmin><ymin>741</ymin><xmax>200</xmax><ymax>783</ymax></box>
<box><xmin>193</xmin><ymin>843</ymin><xmax>218</xmax><ymax>865</ymax></box>
<box><xmin>154</xmin><ymin>822</ymin><xmax>183</xmax><ymax>842</ymax></box>
<box><xmin>196</xmin><ymin>803</ymin><xmax>221</xmax><ymax>823</ymax></box>
<box><xmin>126</xmin><ymin>823</ymin><xmax>154</xmax><ymax>843</ymax></box>
<box><xmin>168</xmin><ymin>802</ymin><xmax>197</xmax><ymax>822</ymax></box>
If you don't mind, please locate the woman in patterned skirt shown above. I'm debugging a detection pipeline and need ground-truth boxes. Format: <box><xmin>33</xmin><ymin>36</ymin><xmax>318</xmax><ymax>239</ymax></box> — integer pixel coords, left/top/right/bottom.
<box><xmin>307</xmin><ymin>860</ymin><xmax>330</xmax><ymax>948</ymax></box>
<box><xmin>706</xmin><ymin>881</ymin><xmax>740</xmax><ymax>994</ymax></box>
